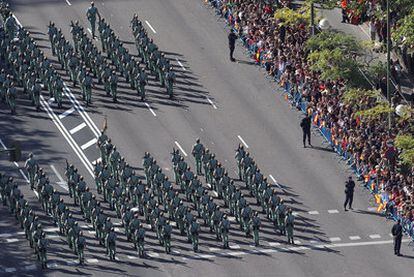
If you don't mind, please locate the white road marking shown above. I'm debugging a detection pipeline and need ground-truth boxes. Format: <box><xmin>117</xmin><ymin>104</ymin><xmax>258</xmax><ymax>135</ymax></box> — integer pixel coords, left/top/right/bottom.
<box><xmin>0</xmin><ymin>233</ymin><xmax>13</xmax><ymax>238</ymax></box>
<box><xmin>206</xmin><ymin>97</ymin><xmax>218</xmax><ymax>109</ymax></box>
<box><xmin>44</xmin><ymin>227</ymin><xmax>59</xmax><ymax>232</ymax></box>
<box><xmin>66</xmin><ymin>260</ymin><xmax>78</xmax><ymax>265</ymax></box>
<box><xmin>229</xmin><ymin>244</ymin><xmax>240</xmax><ymax>249</ymax></box>
<box><xmin>145</xmin><ymin>102</ymin><xmax>157</xmax><ymax>117</ymax></box>
<box><xmin>172</xmin><ymin>250</ymin><xmax>180</xmax><ymax>254</ymax></box>
<box><xmin>292</xmin><ymin>212</ymin><xmax>299</xmax><ymax>216</ymax></box>
<box><xmin>47</xmin><ymin>235</ymin><xmax>60</xmax><ymax>239</ymax></box>
<box><xmin>294</xmin><ymin>240</ymin><xmax>302</xmax><ymax>245</ymax></box>
<box><xmin>268</xmin><ymin>242</ymin><xmax>281</xmax><ymax>247</ymax></box>
<box><xmin>59</xmin><ymin>107</ymin><xmax>75</xmax><ymax>119</ymax></box>
<box><xmin>147</xmin><ymin>252</ymin><xmax>159</xmax><ymax>258</ymax></box>
<box><xmin>48</xmin><ymin>97</ymin><xmax>55</xmax><ymax>104</ymax></box>
<box><xmin>50</xmin><ymin>164</ymin><xmax>68</xmax><ymax>191</ymax></box>
<box><xmin>369</xmin><ymin>234</ymin><xmax>381</xmax><ymax>239</ymax></box>
<box><xmin>6</xmin><ymin>238</ymin><xmax>19</xmax><ymax>243</ymax></box>
<box><xmin>269</xmin><ymin>174</ymin><xmax>282</xmax><ymax>188</ymax></box>
<box><xmin>127</xmin><ymin>255</ymin><xmax>138</xmax><ymax>259</ymax></box>
<box><xmin>319</xmin><ymin>239</ymin><xmax>410</xmax><ymax>249</ymax></box>
<box><xmin>229</xmin><ymin>251</ymin><xmax>244</xmax><ymax>256</ymax></box>
<box><xmin>199</xmin><ymin>254</ymin><xmax>215</xmax><ymax>258</ymax></box>
<box><xmin>69</xmin><ymin>122</ymin><xmax>87</xmax><ymax>134</ymax></box>
<box><xmin>309</xmin><ymin>240</ymin><xmax>318</xmax><ymax>244</ymax></box>
<box><xmin>88</xmin><ymin>231</ymin><xmax>95</xmax><ymax>234</ymax></box>
<box><xmin>174</xmin><ymin>141</ymin><xmax>188</xmax><ymax>156</ymax></box>
<box><xmin>367</xmin><ymin>207</ymin><xmax>377</xmax><ymax>212</ymax></box>
<box><xmin>65</xmin><ymin>0</ymin><xmax>72</xmax><ymax>6</ymax></box>
<box><xmin>114</xmin><ymin>228</ymin><xmax>121</xmax><ymax>232</ymax></box>
<box><xmin>209</xmin><ymin>247</ymin><xmax>220</xmax><ymax>251</ymax></box>
<box><xmin>237</xmin><ymin>135</ymin><xmax>249</xmax><ymax>148</ymax></box>
<box><xmin>176</xmin><ymin>58</ymin><xmax>186</xmax><ymax>71</ymax></box>
<box><xmin>87</xmin><ymin>258</ymin><xmax>99</xmax><ymax>263</ymax></box>
<box><xmin>81</xmin><ymin>138</ymin><xmax>97</xmax><ymax>150</ymax></box>
<box><xmin>48</xmin><ymin>262</ymin><xmax>58</xmax><ymax>268</ymax></box>
<box><xmin>19</xmin><ymin>169</ymin><xmax>30</xmax><ymax>183</ymax></box>
<box><xmin>145</xmin><ymin>20</ymin><xmax>157</xmax><ymax>34</ymax></box>
<box><xmin>24</xmin><ymin>264</ymin><xmax>37</xmax><ymax>271</ymax></box>
<box><xmin>228</xmin><ymin>216</ymin><xmax>236</xmax><ymax>221</ymax></box>
<box><xmin>93</xmin><ymin>157</ymin><xmax>102</xmax><ymax>165</ymax></box>
<box><xmin>308</xmin><ymin>211</ymin><xmax>319</xmax><ymax>215</ymax></box>
<box><xmin>40</xmin><ymin>95</ymin><xmax>94</xmax><ymax>177</ymax></box>
<box><xmin>12</xmin><ymin>15</ymin><xmax>22</xmax><ymax>27</ymax></box>
<box><xmin>260</xmin><ymin>249</ymin><xmax>276</xmax><ymax>253</ymax></box>
<box><xmin>328</xmin><ymin>209</ymin><xmax>339</xmax><ymax>214</ymax></box>
<box><xmin>349</xmin><ymin>236</ymin><xmax>361</xmax><ymax>240</ymax></box>
<box><xmin>5</xmin><ymin>268</ymin><xmax>16</xmax><ymax>273</ymax></box>
<box><xmin>329</xmin><ymin>237</ymin><xmax>341</xmax><ymax>242</ymax></box>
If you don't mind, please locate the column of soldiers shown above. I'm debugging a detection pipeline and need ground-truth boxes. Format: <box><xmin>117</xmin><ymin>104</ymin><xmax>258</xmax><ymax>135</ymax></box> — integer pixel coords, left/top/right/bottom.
<box><xmin>234</xmin><ymin>144</ymin><xmax>295</xmax><ymax>244</ymax></box>
<box><xmin>24</xmin><ymin>153</ymin><xmax>87</xmax><ymax>264</ymax></box>
<box><xmin>2</xmin><ymin>13</ymin><xmax>66</xmax><ymax>113</ymax></box>
<box><xmin>130</xmin><ymin>13</ymin><xmax>176</xmax><ymax>98</ymax></box>
<box><xmin>0</xmin><ymin>172</ymin><xmax>48</xmax><ymax>268</ymax></box>
<box><xmin>96</xmin><ymin>16</ymin><xmax>147</xmax><ymax>101</ymax></box>
<box><xmin>48</xmin><ymin>22</ymin><xmax>95</xmax><ymax>106</ymax></box>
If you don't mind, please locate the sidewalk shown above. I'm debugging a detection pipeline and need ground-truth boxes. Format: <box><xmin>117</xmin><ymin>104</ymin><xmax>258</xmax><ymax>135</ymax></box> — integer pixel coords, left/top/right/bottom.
<box><xmin>319</xmin><ymin>7</ymin><xmax>413</xmax><ymax>105</ymax></box>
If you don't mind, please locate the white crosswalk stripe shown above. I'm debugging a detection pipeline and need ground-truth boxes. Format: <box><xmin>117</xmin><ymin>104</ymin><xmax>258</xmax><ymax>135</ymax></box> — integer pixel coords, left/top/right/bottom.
<box><xmin>308</xmin><ymin>211</ymin><xmax>319</xmax><ymax>215</ymax></box>
<box><xmin>328</xmin><ymin>209</ymin><xmax>339</xmax><ymax>214</ymax></box>
<box><xmin>349</xmin><ymin>236</ymin><xmax>361</xmax><ymax>240</ymax></box>
<box><xmin>329</xmin><ymin>237</ymin><xmax>341</xmax><ymax>242</ymax></box>
<box><xmin>369</xmin><ymin>234</ymin><xmax>381</xmax><ymax>239</ymax></box>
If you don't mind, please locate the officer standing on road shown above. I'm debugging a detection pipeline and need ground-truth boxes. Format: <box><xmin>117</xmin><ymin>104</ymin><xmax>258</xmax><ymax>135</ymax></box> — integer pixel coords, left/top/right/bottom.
<box><xmin>86</xmin><ymin>2</ymin><xmax>101</xmax><ymax>39</ymax></box>
<box><xmin>285</xmin><ymin>208</ymin><xmax>295</xmax><ymax>244</ymax></box>
<box><xmin>300</xmin><ymin>115</ymin><xmax>312</xmax><ymax>148</ymax></box>
<box><xmin>391</xmin><ymin>220</ymin><xmax>403</xmax><ymax>256</ymax></box>
<box><xmin>228</xmin><ymin>29</ymin><xmax>237</xmax><ymax>62</ymax></box>
<box><xmin>344</xmin><ymin>176</ymin><xmax>355</xmax><ymax>211</ymax></box>
<box><xmin>192</xmin><ymin>138</ymin><xmax>204</xmax><ymax>176</ymax></box>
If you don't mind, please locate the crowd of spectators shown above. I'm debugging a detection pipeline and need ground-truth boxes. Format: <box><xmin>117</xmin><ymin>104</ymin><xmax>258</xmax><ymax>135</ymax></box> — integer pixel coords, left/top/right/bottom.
<box><xmin>207</xmin><ymin>0</ymin><xmax>413</xmax><ymax>237</ymax></box>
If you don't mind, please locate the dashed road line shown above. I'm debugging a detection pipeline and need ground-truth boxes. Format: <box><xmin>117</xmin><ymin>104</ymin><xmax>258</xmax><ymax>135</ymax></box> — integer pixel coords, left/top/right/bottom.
<box><xmin>147</xmin><ymin>252</ymin><xmax>160</xmax><ymax>258</ymax></box>
<box><xmin>349</xmin><ymin>236</ymin><xmax>361</xmax><ymax>240</ymax></box>
<box><xmin>206</xmin><ymin>97</ymin><xmax>218</xmax><ymax>109</ymax></box>
<box><xmin>174</xmin><ymin>141</ymin><xmax>188</xmax><ymax>156</ymax></box>
<box><xmin>65</xmin><ymin>0</ymin><xmax>72</xmax><ymax>5</ymax></box>
<box><xmin>268</xmin><ymin>242</ymin><xmax>281</xmax><ymax>247</ymax></box>
<box><xmin>6</xmin><ymin>238</ymin><xmax>19</xmax><ymax>243</ymax></box>
<box><xmin>59</xmin><ymin>107</ymin><xmax>75</xmax><ymax>119</ymax></box>
<box><xmin>176</xmin><ymin>58</ymin><xmax>186</xmax><ymax>71</ymax></box>
<box><xmin>369</xmin><ymin>234</ymin><xmax>381</xmax><ymax>239</ymax></box>
<box><xmin>209</xmin><ymin>247</ymin><xmax>221</xmax><ymax>251</ymax></box>
<box><xmin>329</xmin><ymin>237</ymin><xmax>341</xmax><ymax>242</ymax></box>
<box><xmin>69</xmin><ymin>122</ymin><xmax>87</xmax><ymax>134</ymax></box>
<box><xmin>269</xmin><ymin>174</ymin><xmax>282</xmax><ymax>188</ymax></box>
<box><xmin>237</xmin><ymin>135</ymin><xmax>249</xmax><ymax>148</ymax></box>
<box><xmin>145</xmin><ymin>102</ymin><xmax>157</xmax><ymax>117</ymax></box>
<box><xmin>5</xmin><ymin>267</ymin><xmax>16</xmax><ymax>273</ymax></box>
<box><xmin>24</xmin><ymin>264</ymin><xmax>37</xmax><ymax>271</ymax></box>
<box><xmin>81</xmin><ymin>138</ymin><xmax>97</xmax><ymax>150</ymax></box>
<box><xmin>87</xmin><ymin>258</ymin><xmax>99</xmax><ymax>263</ymax></box>
<box><xmin>50</xmin><ymin>164</ymin><xmax>68</xmax><ymax>191</ymax></box>
<box><xmin>327</xmin><ymin>209</ymin><xmax>339</xmax><ymax>214</ymax></box>
<box><xmin>308</xmin><ymin>210</ymin><xmax>319</xmax><ymax>215</ymax></box>
<box><xmin>229</xmin><ymin>244</ymin><xmax>240</xmax><ymax>249</ymax></box>
<box><xmin>145</xmin><ymin>20</ymin><xmax>157</xmax><ymax>34</ymax></box>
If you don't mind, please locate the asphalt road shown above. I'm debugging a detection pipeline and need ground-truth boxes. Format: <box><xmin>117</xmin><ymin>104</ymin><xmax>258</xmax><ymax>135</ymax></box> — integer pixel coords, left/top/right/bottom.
<box><xmin>0</xmin><ymin>0</ymin><xmax>413</xmax><ymax>276</ymax></box>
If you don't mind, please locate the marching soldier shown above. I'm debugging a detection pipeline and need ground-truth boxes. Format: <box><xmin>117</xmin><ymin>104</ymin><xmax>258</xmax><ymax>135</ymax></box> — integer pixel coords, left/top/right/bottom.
<box><xmin>165</xmin><ymin>67</ymin><xmax>175</xmax><ymax>99</ymax></box>
<box><xmin>135</xmin><ymin>223</ymin><xmax>145</xmax><ymax>257</ymax></box>
<box><xmin>86</xmin><ymin>2</ymin><xmax>101</xmax><ymax>39</ymax></box>
<box><xmin>192</xmin><ymin>138</ymin><xmax>204</xmax><ymax>175</ymax></box>
<box><xmin>25</xmin><ymin>153</ymin><xmax>38</xmax><ymax>189</ymax></box>
<box><xmin>286</xmin><ymin>208</ymin><xmax>295</xmax><ymax>244</ymax></box>
<box><xmin>252</xmin><ymin>212</ymin><xmax>261</xmax><ymax>246</ymax></box>
<box><xmin>220</xmin><ymin>214</ymin><xmax>230</xmax><ymax>249</ymax></box>
<box><xmin>163</xmin><ymin>220</ymin><xmax>173</xmax><ymax>254</ymax></box>
<box><xmin>76</xmin><ymin>231</ymin><xmax>86</xmax><ymax>264</ymax></box>
<box><xmin>190</xmin><ymin>219</ymin><xmax>200</xmax><ymax>252</ymax></box>
<box><xmin>105</xmin><ymin>227</ymin><xmax>117</xmax><ymax>261</ymax></box>
<box><xmin>38</xmin><ymin>232</ymin><xmax>48</xmax><ymax>269</ymax></box>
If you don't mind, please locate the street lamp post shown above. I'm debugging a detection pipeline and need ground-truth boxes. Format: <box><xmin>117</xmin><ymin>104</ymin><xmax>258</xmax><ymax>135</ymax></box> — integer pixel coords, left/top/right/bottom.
<box><xmin>386</xmin><ymin>0</ymin><xmax>392</xmax><ymax>130</ymax></box>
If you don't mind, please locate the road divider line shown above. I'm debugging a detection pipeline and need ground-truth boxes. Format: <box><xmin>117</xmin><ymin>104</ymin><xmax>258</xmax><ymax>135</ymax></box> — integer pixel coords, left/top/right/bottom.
<box><xmin>327</xmin><ymin>209</ymin><xmax>339</xmax><ymax>214</ymax></box>
<box><xmin>58</xmin><ymin>107</ymin><xmax>75</xmax><ymax>119</ymax></box>
<box><xmin>145</xmin><ymin>20</ymin><xmax>157</xmax><ymax>34</ymax></box>
<box><xmin>237</xmin><ymin>135</ymin><xmax>249</xmax><ymax>148</ymax></box>
<box><xmin>50</xmin><ymin>164</ymin><xmax>68</xmax><ymax>191</ymax></box>
<box><xmin>40</xmin><ymin>95</ymin><xmax>94</xmax><ymax>177</ymax></box>
<box><xmin>174</xmin><ymin>141</ymin><xmax>188</xmax><ymax>156</ymax></box>
<box><xmin>269</xmin><ymin>174</ymin><xmax>281</xmax><ymax>188</ymax></box>
<box><xmin>176</xmin><ymin>58</ymin><xmax>186</xmax><ymax>71</ymax></box>
<box><xmin>369</xmin><ymin>234</ymin><xmax>381</xmax><ymax>239</ymax></box>
<box><xmin>65</xmin><ymin>0</ymin><xmax>72</xmax><ymax>5</ymax></box>
<box><xmin>329</xmin><ymin>237</ymin><xmax>341</xmax><ymax>242</ymax></box>
<box><xmin>308</xmin><ymin>210</ymin><xmax>319</xmax><ymax>215</ymax></box>
<box><xmin>144</xmin><ymin>102</ymin><xmax>157</xmax><ymax>116</ymax></box>
<box><xmin>206</xmin><ymin>97</ymin><xmax>218</xmax><ymax>109</ymax></box>
<box><xmin>69</xmin><ymin>122</ymin><xmax>87</xmax><ymax>134</ymax></box>
<box><xmin>81</xmin><ymin>138</ymin><xmax>98</xmax><ymax>150</ymax></box>
<box><xmin>349</xmin><ymin>236</ymin><xmax>361</xmax><ymax>240</ymax></box>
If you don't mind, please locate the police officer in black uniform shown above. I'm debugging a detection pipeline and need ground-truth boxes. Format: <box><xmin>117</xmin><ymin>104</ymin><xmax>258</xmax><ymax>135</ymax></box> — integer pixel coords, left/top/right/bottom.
<box><xmin>344</xmin><ymin>176</ymin><xmax>355</xmax><ymax>211</ymax></box>
<box><xmin>391</xmin><ymin>220</ymin><xmax>403</xmax><ymax>256</ymax></box>
<box><xmin>228</xmin><ymin>30</ymin><xmax>237</xmax><ymax>62</ymax></box>
<box><xmin>300</xmin><ymin>115</ymin><xmax>312</xmax><ymax>148</ymax></box>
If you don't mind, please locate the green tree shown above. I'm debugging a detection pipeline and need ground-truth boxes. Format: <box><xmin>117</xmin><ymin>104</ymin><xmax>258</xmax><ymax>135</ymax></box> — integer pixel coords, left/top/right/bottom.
<box><xmin>395</xmin><ymin>134</ymin><xmax>414</xmax><ymax>166</ymax></box>
<box><xmin>354</xmin><ymin>102</ymin><xmax>394</xmax><ymax>120</ymax></box>
<box><xmin>393</xmin><ymin>10</ymin><xmax>414</xmax><ymax>49</ymax></box>
<box><xmin>342</xmin><ymin>88</ymin><xmax>380</xmax><ymax>105</ymax></box>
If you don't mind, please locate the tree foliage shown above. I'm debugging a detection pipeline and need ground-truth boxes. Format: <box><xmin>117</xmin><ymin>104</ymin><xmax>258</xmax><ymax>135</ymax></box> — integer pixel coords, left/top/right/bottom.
<box><xmin>354</xmin><ymin>102</ymin><xmax>393</xmax><ymax>120</ymax></box>
<box><xmin>274</xmin><ymin>4</ymin><xmax>311</xmax><ymax>26</ymax></box>
<box><xmin>305</xmin><ymin>30</ymin><xmax>362</xmax><ymax>54</ymax></box>
<box><xmin>342</xmin><ymin>88</ymin><xmax>380</xmax><ymax>105</ymax></box>
<box><xmin>393</xmin><ymin>9</ymin><xmax>414</xmax><ymax>49</ymax></box>
<box><xmin>395</xmin><ymin>134</ymin><xmax>414</xmax><ymax>166</ymax></box>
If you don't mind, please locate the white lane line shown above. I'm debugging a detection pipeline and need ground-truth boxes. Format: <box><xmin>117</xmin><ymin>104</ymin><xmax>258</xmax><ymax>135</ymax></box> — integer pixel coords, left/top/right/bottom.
<box><xmin>319</xmin><ymin>239</ymin><xmax>410</xmax><ymax>249</ymax></box>
<box><xmin>206</xmin><ymin>97</ymin><xmax>218</xmax><ymax>109</ymax></box>
<box><xmin>328</xmin><ymin>209</ymin><xmax>339</xmax><ymax>214</ymax></box>
<box><xmin>237</xmin><ymin>135</ymin><xmax>249</xmax><ymax>148</ymax></box>
<box><xmin>40</xmin><ymin>95</ymin><xmax>94</xmax><ymax>177</ymax></box>
<box><xmin>229</xmin><ymin>244</ymin><xmax>240</xmax><ymax>249</ymax></box>
<box><xmin>66</xmin><ymin>260</ymin><xmax>78</xmax><ymax>266</ymax></box>
<box><xmin>0</xmin><ymin>138</ymin><xmax>30</xmax><ymax>183</ymax></box>
<box><xmin>12</xmin><ymin>15</ymin><xmax>22</xmax><ymax>27</ymax></box>
<box><xmin>147</xmin><ymin>252</ymin><xmax>160</xmax><ymax>258</ymax></box>
<box><xmin>369</xmin><ymin>234</ymin><xmax>381</xmax><ymax>239</ymax></box>
<box><xmin>5</xmin><ymin>268</ymin><xmax>16</xmax><ymax>273</ymax></box>
<box><xmin>69</xmin><ymin>122</ymin><xmax>87</xmax><ymax>134</ymax></box>
<box><xmin>88</xmin><ymin>231</ymin><xmax>95</xmax><ymax>234</ymax></box>
<box><xmin>144</xmin><ymin>102</ymin><xmax>157</xmax><ymax>117</ymax></box>
<box><xmin>209</xmin><ymin>247</ymin><xmax>220</xmax><ymax>252</ymax></box>
<box><xmin>145</xmin><ymin>20</ymin><xmax>157</xmax><ymax>34</ymax></box>
<box><xmin>0</xmin><ymin>233</ymin><xmax>13</xmax><ymax>238</ymax></box>
<box><xmin>81</xmin><ymin>138</ymin><xmax>97</xmax><ymax>150</ymax></box>
<box><xmin>24</xmin><ymin>264</ymin><xmax>37</xmax><ymax>271</ymax></box>
<box><xmin>65</xmin><ymin>0</ymin><xmax>72</xmax><ymax>6</ymax></box>
<box><xmin>228</xmin><ymin>216</ymin><xmax>236</xmax><ymax>222</ymax></box>
<box><xmin>349</xmin><ymin>236</ymin><xmax>361</xmax><ymax>241</ymax></box>
<box><xmin>294</xmin><ymin>240</ymin><xmax>302</xmax><ymax>245</ymax></box>
<box><xmin>176</xmin><ymin>58</ymin><xmax>186</xmax><ymax>71</ymax></box>
<box><xmin>229</xmin><ymin>251</ymin><xmax>244</xmax><ymax>256</ymax></box>
<box><xmin>50</xmin><ymin>164</ymin><xmax>68</xmax><ymax>191</ymax></box>
<box><xmin>199</xmin><ymin>254</ymin><xmax>215</xmax><ymax>259</ymax></box>
<box><xmin>6</xmin><ymin>238</ymin><xmax>19</xmax><ymax>243</ymax></box>
<box><xmin>174</xmin><ymin>141</ymin><xmax>188</xmax><ymax>156</ymax></box>
<box><xmin>87</xmin><ymin>258</ymin><xmax>99</xmax><ymax>263</ymax></box>
<box><xmin>47</xmin><ymin>262</ymin><xmax>58</xmax><ymax>268</ymax></box>
<box><xmin>269</xmin><ymin>174</ymin><xmax>282</xmax><ymax>188</ymax></box>
<box><xmin>308</xmin><ymin>210</ymin><xmax>319</xmax><ymax>215</ymax></box>
<box><xmin>268</xmin><ymin>242</ymin><xmax>281</xmax><ymax>247</ymax></box>
<box><xmin>47</xmin><ymin>235</ymin><xmax>60</xmax><ymax>239</ymax></box>
<box><xmin>127</xmin><ymin>255</ymin><xmax>138</xmax><ymax>260</ymax></box>
<box><xmin>44</xmin><ymin>227</ymin><xmax>59</xmax><ymax>232</ymax></box>
<box><xmin>329</xmin><ymin>237</ymin><xmax>341</xmax><ymax>242</ymax></box>
<box><xmin>48</xmin><ymin>97</ymin><xmax>55</xmax><ymax>104</ymax></box>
